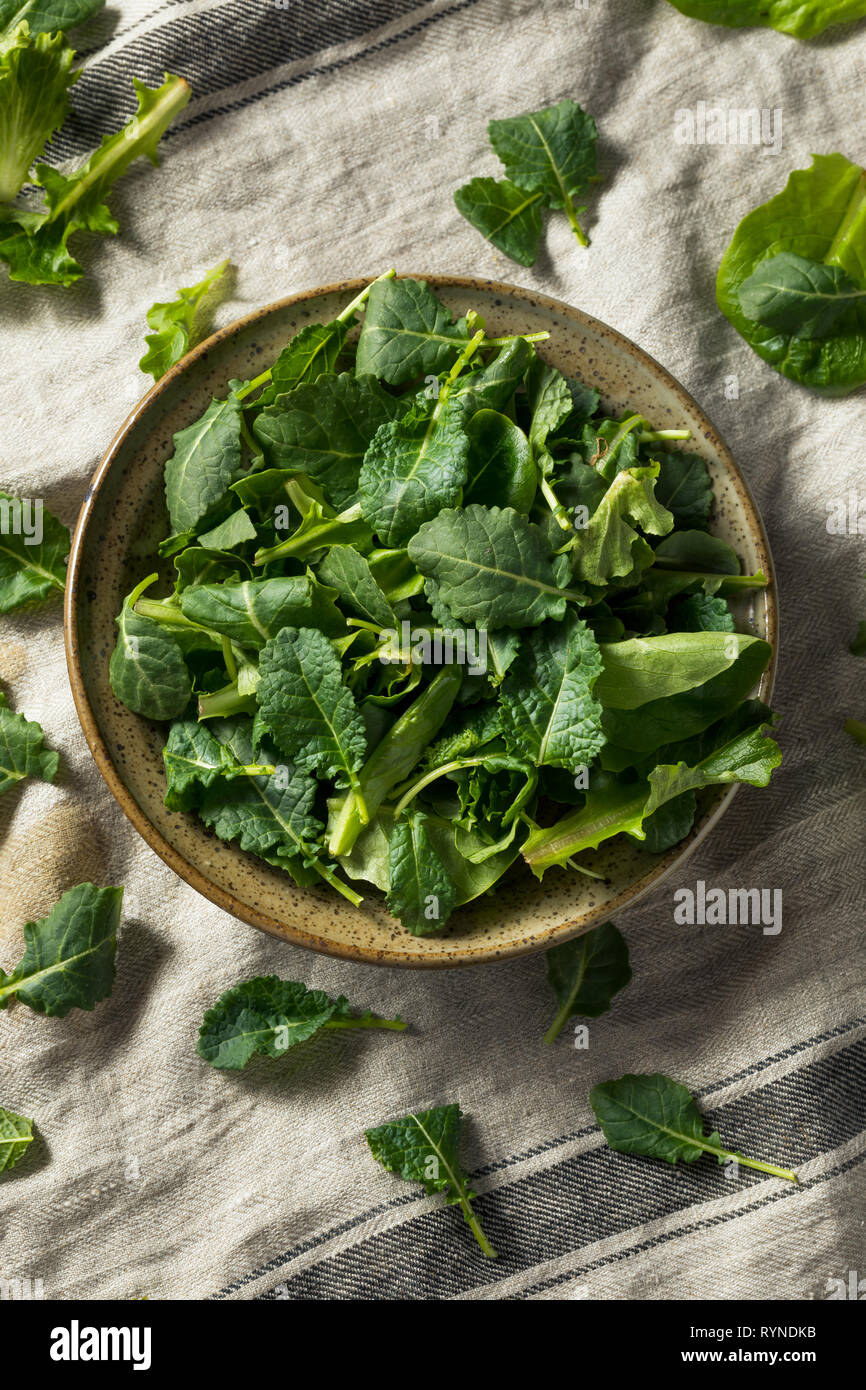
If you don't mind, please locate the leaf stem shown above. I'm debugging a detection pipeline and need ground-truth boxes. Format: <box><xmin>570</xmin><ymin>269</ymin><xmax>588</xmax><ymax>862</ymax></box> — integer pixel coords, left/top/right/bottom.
<box><xmin>702</xmin><ymin>1143</ymin><xmax>798</xmax><ymax>1183</ymax></box>
<box><xmin>460</xmin><ymin>1195</ymin><xmax>498</xmax><ymax>1258</ymax></box>
<box><xmin>391</xmin><ymin>756</ymin><xmax>491</xmax><ymax>818</ymax></box>
<box><xmin>638</xmin><ymin>429</ymin><xmax>691</xmax><ymax>443</ymax></box>
<box><xmin>540</xmin><ymin>475</ymin><xmax>573</xmax><ymax>531</ymax></box>
<box><xmin>323</xmin><ymin>1016</ymin><xmax>407</xmax><ymax>1031</ymax></box>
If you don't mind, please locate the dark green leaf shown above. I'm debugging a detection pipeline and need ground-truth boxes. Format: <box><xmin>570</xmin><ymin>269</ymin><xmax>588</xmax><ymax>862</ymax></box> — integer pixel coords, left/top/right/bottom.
<box><xmin>365</xmin><ymin>1103</ymin><xmax>497</xmax><ymax>1257</ymax></box>
<box><xmin>464</xmin><ymin>409</ymin><xmax>536</xmax><ymax>511</ymax></box>
<box><xmin>0</xmin><ymin>882</ymin><xmax>122</xmax><ymax>1017</ymax></box>
<box><xmin>454</xmin><ymin>176</ymin><xmax>544</xmax><ymax>266</ymax></box>
<box><xmin>164</xmin><ymin>394</ymin><xmax>244</xmax><ymax>535</ymax></box>
<box><xmin>0</xmin><ymin>492</ymin><xmax>68</xmax><ymax>612</ymax></box>
<box><xmin>387</xmin><ymin>811</ymin><xmax>457</xmax><ymax>935</ymax></box>
<box><xmin>257</xmin><ymin>626</ymin><xmax>366</xmax><ymax>785</ymax></box>
<box><xmin>0</xmin><ymin>691</ymin><xmax>58</xmax><ymax>795</ymax></box>
<box><xmin>109</xmin><ymin>578</ymin><xmax>191</xmax><ymax>720</ymax></box>
<box><xmin>653</xmin><ymin>452</ymin><xmax>713</xmax><ymax>529</ymax></box>
<box><xmin>359</xmin><ymin>397</ymin><xmax>470</xmax><ymax>546</ymax></box>
<box><xmin>356</xmin><ymin>275</ymin><xmax>470</xmax><ymax>385</ymax></box>
<box><xmin>501</xmin><ymin>611</ymin><xmax>605</xmax><ymax>769</ymax></box>
<box><xmin>544</xmin><ymin>921</ymin><xmax>631</xmax><ymax>1044</ymax></box>
<box><xmin>316</xmin><ymin>545</ymin><xmax>396</xmax><ymax>628</ymax></box>
<box><xmin>180</xmin><ymin>575</ymin><xmax>344</xmax><ymax>647</ymax></box>
<box><xmin>488</xmin><ymin>98</ymin><xmax>598</xmax><ymax>247</ymax></box>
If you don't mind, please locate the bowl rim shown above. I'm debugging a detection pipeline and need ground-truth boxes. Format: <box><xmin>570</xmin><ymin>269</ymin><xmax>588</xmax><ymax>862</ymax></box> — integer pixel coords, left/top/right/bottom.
<box><xmin>64</xmin><ymin>272</ymin><xmax>778</xmax><ymax>968</ymax></box>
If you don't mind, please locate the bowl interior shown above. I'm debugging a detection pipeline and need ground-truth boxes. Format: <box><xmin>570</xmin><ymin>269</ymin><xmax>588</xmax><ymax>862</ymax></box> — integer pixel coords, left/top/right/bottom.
<box><xmin>66</xmin><ymin>276</ymin><xmax>775</xmax><ymax>967</ymax></box>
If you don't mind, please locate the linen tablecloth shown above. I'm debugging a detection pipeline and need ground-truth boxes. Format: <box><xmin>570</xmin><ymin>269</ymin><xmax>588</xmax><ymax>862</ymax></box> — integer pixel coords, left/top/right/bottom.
<box><xmin>1</xmin><ymin>0</ymin><xmax>864</xmax><ymax>1300</ymax></box>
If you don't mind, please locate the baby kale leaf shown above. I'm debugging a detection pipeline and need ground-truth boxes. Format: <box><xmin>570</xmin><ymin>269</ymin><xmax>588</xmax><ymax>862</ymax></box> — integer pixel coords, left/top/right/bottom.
<box><xmin>257</xmin><ymin>626</ymin><xmax>367</xmax><ymax>788</ymax></box>
<box><xmin>572</xmin><ymin>463</ymin><xmax>674</xmax><ymax>585</ymax></box>
<box><xmin>197</xmin><ymin>974</ymin><xmax>405</xmax><ymax>1070</ymax></box>
<box><xmin>179</xmin><ymin>575</ymin><xmax>345</xmax><ymax>647</ymax></box>
<box><xmin>359</xmin><ymin>395</ymin><xmax>470</xmax><ymax>546</ymax></box>
<box><xmin>738</xmin><ymin>250</ymin><xmax>866</xmax><ymax>339</ymax></box>
<box><xmin>544</xmin><ymin>920</ymin><xmax>631</xmax><ymax>1044</ymax></box>
<box><xmin>0</xmin><ymin>73</ymin><xmax>189</xmax><ymax>286</ymax></box>
<box><xmin>0</xmin><ymin>691</ymin><xmax>58</xmax><ymax>795</ymax></box>
<box><xmin>501</xmin><ymin>611</ymin><xmax>605</xmax><ymax>769</ymax></box>
<box><xmin>408</xmin><ymin>504</ymin><xmax>577</xmax><ymax>629</ymax></box>
<box><xmin>164</xmin><ymin>393</ymin><xmax>244</xmax><ymax>535</ymax></box>
<box><xmin>653</xmin><ymin>451</ymin><xmax>713</xmax><ymax>530</ymax></box>
<box><xmin>454</xmin><ymin>176</ymin><xmax>545</xmax><ymax>266</ymax></box>
<box><xmin>0</xmin><ymin>882</ymin><xmax>122</xmax><ymax>1017</ymax></box>
<box><xmin>140</xmin><ymin>259</ymin><xmax>231</xmax><ymax>381</ymax></box>
<box><xmin>316</xmin><ymin>544</ymin><xmax>396</xmax><ymax>629</ymax></box>
<box><xmin>0</xmin><ymin>0</ymin><xmax>105</xmax><ymax>35</ymax></box>
<box><xmin>356</xmin><ymin>275</ymin><xmax>470</xmax><ymax>384</ymax></box>
<box><xmin>387</xmin><ymin>810</ymin><xmax>457</xmax><ymax>935</ymax></box>
<box><xmin>0</xmin><ymin>1106</ymin><xmax>33</xmax><ymax>1175</ymax></box>
<box><xmin>163</xmin><ymin>719</ymin><xmax>227</xmax><ymax>811</ymax></box>
<box><xmin>523</xmin><ymin>711</ymin><xmax>780</xmax><ymax>876</ymax></box>
<box><xmin>464</xmin><ymin>409</ymin><xmax>536</xmax><ymax>511</ymax></box>
<box><xmin>448</xmin><ymin>337</ymin><xmax>533</xmax><ymax>417</ymax></box>
<box><xmin>595</xmin><ymin>631</ymin><xmax>764</xmax><ymax>710</ymax></box>
<box><xmin>0</xmin><ymin>491</ymin><xmax>68</xmax><ymax>611</ymax></box>
<box><xmin>664</xmin><ymin>0</ymin><xmax>866</xmax><ymax>41</ymax></box>
<box><xmin>670</xmin><ymin>592</ymin><xmax>734</xmax><ymax>633</ymax></box>
<box><xmin>717</xmin><ymin>153</ymin><xmax>866</xmax><ymax>394</ymax></box>
<box><xmin>109</xmin><ymin>576</ymin><xmax>192</xmax><ymax>720</ymax></box>
<box><xmin>591</xmin><ymin>1072</ymin><xmax>797</xmax><ymax>1180</ymax></box>
<box><xmin>488</xmin><ymin>98</ymin><xmax>599</xmax><ymax>248</ymax></box>
<box><xmin>365</xmin><ymin>1103</ymin><xmax>497</xmax><ymax>1257</ymax></box>
<box><xmin>254</xmin><ymin>372</ymin><xmax>402</xmax><ymax>509</ymax></box>
<box><xmin>0</xmin><ymin>23</ymin><xmax>76</xmax><ymax>203</ymax></box>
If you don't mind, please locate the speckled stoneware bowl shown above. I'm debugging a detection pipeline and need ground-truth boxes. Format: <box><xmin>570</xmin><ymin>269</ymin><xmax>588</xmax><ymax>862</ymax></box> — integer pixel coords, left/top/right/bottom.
<box><xmin>65</xmin><ymin>275</ymin><xmax>776</xmax><ymax>968</ymax></box>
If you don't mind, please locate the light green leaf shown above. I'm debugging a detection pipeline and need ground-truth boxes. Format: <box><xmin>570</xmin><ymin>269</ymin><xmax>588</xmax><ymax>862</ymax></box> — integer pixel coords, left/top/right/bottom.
<box><xmin>0</xmin><ymin>24</ymin><xmax>75</xmax><ymax>203</ymax></box>
<box><xmin>0</xmin><ymin>1106</ymin><xmax>33</xmax><ymax>1175</ymax></box>
<box><xmin>139</xmin><ymin>259</ymin><xmax>231</xmax><ymax>381</ymax></box>
<box><xmin>572</xmin><ymin>463</ymin><xmax>674</xmax><ymax>585</ymax></box>
<box><xmin>596</xmin><ymin>631</ymin><xmax>761</xmax><ymax>710</ymax></box>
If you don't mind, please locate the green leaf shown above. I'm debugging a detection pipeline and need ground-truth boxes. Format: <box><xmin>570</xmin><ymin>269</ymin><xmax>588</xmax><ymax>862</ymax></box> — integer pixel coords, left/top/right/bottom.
<box><xmin>454</xmin><ymin>176</ymin><xmax>544</xmax><ymax>266</ymax></box>
<box><xmin>316</xmin><ymin>544</ymin><xmax>396</xmax><ymax>629</ymax></box>
<box><xmin>0</xmin><ymin>0</ymin><xmax>105</xmax><ymax>36</ymax></box>
<box><xmin>197</xmin><ymin>718</ymin><xmax>325</xmax><ymax>869</ymax></box>
<box><xmin>0</xmin><ymin>882</ymin><xmax>122</xmax><ymax>1017</ymax></box>
<box><xmin>0</xmin><ymin>491</ymin><xmax>68</xmax><ymax>611</ymax></box>
<box><xmin>464</xmin><ymin>409</ymin><xmax>536</xmax><ymax>511</ymax></box>
<box><xmin>544</xmin><ymin>921</ymin><xmax>631</xmax><ymax>1044</ymax></box>
<box><xmin>164</xmin><ymin>394</ymin><xmax>244</xmax><ymax>536</ymax></box>
<box><xmin>180</xmin><ymin>575</ymin><xmax>345</xmax><ymax>647</ymax></box>
<box><xmin>253</xmin><ymin>372</ymin><xmax>402</xmax><ymax>509</ymax></box>
<box><xmin>257</xmin><ymin>626</ymin><xmax>366</xmax><ymax>786</ymax></box>
<box><xmin>0</xmin><ymin>1106</ymin><xmax>33</xmax><ymax>1175</ymax></box>
<box><xmin>850</xmin><ymin>619</ymin><xmax>866</xmax><ymax>656</ymax></box>
<box><xmin>139</xmin><ymin>259</ymin><xmax>231</xmax><ymax>381</ymax></box>
<box><xmin>488</xmin><ymin>98</ymin><xmax>599</xmax><ymax>247</ymax></box>
<box><xmin>0</xmin><ymin>73</ymin><xmax>190</xmax><ymax>286</ymax></box>
<box><xmin>501</xmin><ymin>611</ymin><xmax>605</xmax><ymax>769</ymax></box>
<box><xmin>601</xmin><ymin>638</ymin><xmax>773</xmax><ymax>762</ymax></box>
<box><xmin>670</xmin><ymin>592</ymin><xmax>734</xmax><ymax>633</ymax></box>
<box><xmin>526</xmin><ymin>357</ymin><xmax>574</xmax><ymax>457</ymax></box>
<box><xmin>359</xmin><ymin>394</ymin><xmax>471</xmax><ymax>547</ymax></box>
<box><xmin>0</xmin><ymin>23</ymin><xmax>75</xmax><ymax>203</ymax></box>
<box><xmin>572</xmin><ymin>463</ymin><xmax>674</xmax><ymax>585</ymax></box>
<box><xmin>255</xmin><ymin>320</ymin><xmax>351</xmax><ymax>408</ymax></box>
<box><xmin>196</xmin><ymin>974</ymin><xmax>405</xmax><ymax>1070</ymax></box>
<box><xmin>449</xmin><ymin>339</ymin><xmax>533</xmax><ymax>420</ymax></box>
<box><xmin>356</xmin><ymin>275</ymin><xmax>470</xmax><ymax>385</ymax></box>
<box><xmin>640</xmin><ymin>790</ymin><xmax>697</xmax><ymax>852</ymax></box>
<box><xmin>387</xmin><ymin>810</ymin><xmax>457</xmax><ymax>935</ymax></box>
<box><xmin>173</xmin><ymin>546</ymin><xmax>251</xmax><ymax>591</ymax></box>
<box><xmin>596</xmin><ymin>631</ymin><xmax>762</xmax><ymax>710</ymax></box>
<box><xmin>163</xmin><ymin>719</ymin><xmax>227</xmax><ymax>811</ymax></box>
<box><xmin>653</xmin><ymin>452</ymin><xmax>713</xmax><ymax>529</ymax></box>
<box><xmin>717</xmin><ymin>154</ymin><xmax>866</xmax><ymax>394</ymax></box>
<box><xmin>663</xmin><ymin>0</ymin><xmax>866</xmax><ymax>40</ymax></box>
<box><xmin>590</xmin><ymin>1072</ymin><xmax>797</xmax><ymax>1181</ymax></box>
<box><xmin>0</xmin><ymin>690</ymin><xmax>58</xmax><ymax>795</ymax></box>
<box><xmin>523</xmin><ymin>711</ymin><xmax>780</xmax><ymax>876</ymax></box>
<box><xmin>738</xmin><ymin>250</ymin><xmax>866</xmax><ymax>339</ymax></box>
<box><xmin>365</xmin><ymin>1104</ymin><xmax>497</xmax><ymax>1257</ymax></box>
<box><xmin>408</xmin><ymin>504</ymin><xmax>575</xmax><ymax>630</ymax></box>
<box><xmin>109</xmin><ymin>576</ymin><xmax>191</xmax><ymax>720</ymax></box>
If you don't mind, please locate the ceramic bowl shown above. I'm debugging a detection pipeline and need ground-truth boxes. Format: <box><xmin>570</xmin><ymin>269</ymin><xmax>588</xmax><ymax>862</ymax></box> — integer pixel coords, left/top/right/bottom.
<box><xmin>65</xmin><ymin>275</ymin><xmax>776</xmax><ymax>967</ymax></box>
